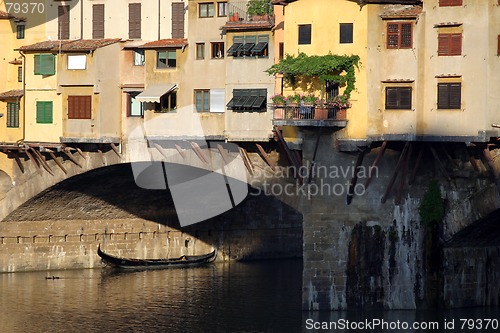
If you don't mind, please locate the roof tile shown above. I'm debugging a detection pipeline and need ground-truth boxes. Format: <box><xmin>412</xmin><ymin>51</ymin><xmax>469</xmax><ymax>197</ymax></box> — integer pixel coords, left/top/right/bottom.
<box><xmin>18</xmin><ymin>39</ymin><xmax>121</xmax><ymax>52</ymax></box>
<box><xmin>0</xmin><ymin>90</ymin><xmax>24</xmax><ymax>100</ymax></box>
<box><xmin>139</xmin><ymin>39</ymin><xmax>188</xmax><ymax>49</ymax></box>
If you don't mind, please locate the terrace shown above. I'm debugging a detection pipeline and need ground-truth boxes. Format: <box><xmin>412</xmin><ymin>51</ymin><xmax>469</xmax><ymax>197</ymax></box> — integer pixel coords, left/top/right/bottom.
<box><xmin>222</xmin><ymin>0</ymin><xmax>275</xmax><ymax>31</ymax></box>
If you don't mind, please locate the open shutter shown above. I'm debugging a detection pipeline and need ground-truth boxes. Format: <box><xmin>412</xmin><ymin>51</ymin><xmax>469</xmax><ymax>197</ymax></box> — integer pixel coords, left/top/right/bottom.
<box><xmin>172</xmin><ymin>2</ymin><xmax>185</xmax><ymax>39</ymax></box>
<box><xmin>58</xmin><ymin>6</ymin><xmax>70</xmax><ymax>40</ymax></box>
<box><xmin>92</xmin><ymin>4</ymin><xmax>105</xmax><ymax>39</ymax></box>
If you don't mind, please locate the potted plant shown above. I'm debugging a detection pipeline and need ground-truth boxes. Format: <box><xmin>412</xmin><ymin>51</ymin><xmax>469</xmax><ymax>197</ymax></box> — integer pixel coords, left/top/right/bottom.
<box><xmin>247</xmin><ymin>0</ymin><xmax>273</xmax><ymax>21</ymax></box>
<box><xmin>271</xmin><ymin>93</ymin><xmax>286</xmax><ymax>119</ymax></box>
<box><xmin>302</xmin><ymin>94</ymin><xmax>318</xmax><ymax>106</ymax></box>
<box><xmin>327</xmin><ymin>94</ymin><xmax>350</xmax><ymax>120</ymax></box>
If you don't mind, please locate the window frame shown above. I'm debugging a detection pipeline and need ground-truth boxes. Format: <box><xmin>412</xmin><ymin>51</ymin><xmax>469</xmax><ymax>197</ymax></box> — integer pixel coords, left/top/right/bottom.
<box><xmin>385</xmin><ymin>86</ymin><xmax>412</xmax><ymax>110</ymax></box>
<box><xmin>211</xmin><ymin>42</ymin><xmax>224</xmax><ymax>59</ymax></box>
<box><xmin>16</xmin><ymin>24</ymin><xmax>25</xmax><ymax>39</ymax></box>
<box><xmin>133</xmin><ymin>49</ymin><xmax>145</xmax><ymax>66</ymax></box>
<box><xmin>386</xmin><ymin>22</ymin><xmax>412</xmax><ymax>49</ymax></box>
<box><xmin>7</xmin><ymin>102</ymin><xmax>20</xmax><ymax>128</ymax></box>
<box><xmin>199</xmin><ymin>3</ymin><xmax>215</xmax><ymax>18</ymax></box>
<box><xmin>298</xmin><ymin>24</ymin><xmax>312</xmax><ymax>45</ymax></box>
<box><xmin>438</xmin><ymin>33</ymin><xmax>462</xmax><ymax>56</ymax></box>
<box><xmin>156</xmin><ymin>50</ymin><xmax>177</xmax><ymax>69</ymax></box>
<box><xmin>128</xmin><ymin>92</ymin><xmax>144</xmax><ymax>117</ymax></box>
<box><xmin>196</xmin><ymin>43</ymin><xmax>205</xmax><ymax>60</ymax></box>
<box><xmin>17</xmin><ymin>67</ymin><xmax>22</xmax><ymax>83</ymax></box>
<box><xmin>36</xmin><ymin>101</ymin><xmax>53</xmax><ymax>124</ymax></box>
<box><xmin>194</xmin><ymin>89</ymin><xmax>210</xmax><ymax>112</ymax></box>
<box><xmin>437</xmin><ymin>82</ymin><xmax>461</xmax><ymax>110</ymax></box>
<box><xmin>68</xmin><ymin>95</ymin><xmax>92</xmax><ymax>119</ymax></box>
<box><xmin>339</xmin><ymin>23</ymin><xmax>353</xmax><ymax>44</ymax></box>
<box><xmin>217</xmin><ymin>2</ymin><xmax>228</xmax><ymax>17</ymax></box>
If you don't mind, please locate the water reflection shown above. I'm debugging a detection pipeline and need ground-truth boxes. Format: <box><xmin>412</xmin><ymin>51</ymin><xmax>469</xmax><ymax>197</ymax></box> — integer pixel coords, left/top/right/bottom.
<box><xmin>0</xmin><ymin>259</ymin><xmax>498</xmax><ymax>333</ymax></box>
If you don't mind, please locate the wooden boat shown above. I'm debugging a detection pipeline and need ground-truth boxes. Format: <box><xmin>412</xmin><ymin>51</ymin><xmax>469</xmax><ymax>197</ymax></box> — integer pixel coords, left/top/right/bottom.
<box><xmin>97</xmin><ymin>245</ymin><xmax>217</xmax><ymax>269</ymax></box>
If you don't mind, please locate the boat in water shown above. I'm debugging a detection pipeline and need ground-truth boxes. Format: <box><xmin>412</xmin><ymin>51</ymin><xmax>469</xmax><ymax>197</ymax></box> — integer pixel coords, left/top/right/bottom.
<box><xmin>97</xmin><ymin>245</ymin><xmax>217</xmax><ymax>270</ymax></box>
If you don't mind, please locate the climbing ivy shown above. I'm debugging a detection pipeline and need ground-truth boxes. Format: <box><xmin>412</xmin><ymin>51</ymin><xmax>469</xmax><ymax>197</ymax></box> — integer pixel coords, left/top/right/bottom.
<box><xmin>265</xmin><ymin>52</ymin><xmax>360</xmax><ymax>99</ymax></box>
<box><xmin>419</xmin><ymin>180</ymin><xmax>445</xmax><ymax>227</ymax></box>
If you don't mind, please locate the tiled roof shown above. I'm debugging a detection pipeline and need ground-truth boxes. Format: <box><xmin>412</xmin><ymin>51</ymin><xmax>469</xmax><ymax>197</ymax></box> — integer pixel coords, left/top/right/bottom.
<box><xmin>380</xmin><ymin>5</ymin><xmax>423</xmax><ymax>19</ymax></box>
<box><xmin>0</xmin><ymin>10</ymin><xmax>12</xmax><ymax>19</ymax></box>
<box><xmin>139</xmin><ymin>39</ymin><xmax>188</xmax><ymax>49</ymax></box>
<box><xmin>0</xmin><ymin>90</ymin><xmax>24</xmax><ymax>99</ymax></box>
<box><xmin>17</xmin><ymin>39</ymin><xmax>122</xmax><ymax>52</ymax></box>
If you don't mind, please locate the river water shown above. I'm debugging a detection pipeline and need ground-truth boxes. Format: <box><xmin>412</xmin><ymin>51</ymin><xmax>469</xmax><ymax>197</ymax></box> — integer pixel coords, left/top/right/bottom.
<box><xmin>0</xmin><ymin>259</ymin><xmax>498</xmax><ymax>333</ymax></box>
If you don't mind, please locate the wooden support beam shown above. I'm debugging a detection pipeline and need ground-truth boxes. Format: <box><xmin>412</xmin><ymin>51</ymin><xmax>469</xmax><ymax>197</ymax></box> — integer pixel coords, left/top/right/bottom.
<box><xmin>381</xmin><ymin>141</ymin><xmax>410</xmax><ymax>204</ymax></box>
<box><xmin>256</xmin><ymin>143</ymin><xmax>275</xmax><ymax>171</ymax></box>
<box><xmin>364</xmin><ymin>141</ymin><xmax>387</xmax><ymax>190</ymax></box>
<box><xmin>440</xmin><ymin>143</ymin><xmax>459</xmax><ymax>168</ymax></box>
<box><xmin>395</xmin><ymin>143</ymin><xmax>411</xmax><ymax>205</ymax></box>
<box><xmin>45</xmin><ymin>149</ymin><xmax>68</xmax><ymax>174</ymax></box>
<box><xmin>191</xmin><ymin>142</ymin><xmax>210</xmax><ymax>165</ymax></box>
<box><xmin>274</xmin><ymin>126</ymin><xmax>299</xmax><ymax>170</ymax></box>
<box><xmin>175</xmin><ymin>144</ymin><xmax>187</xmax><ymax>159</ymax></box>
<box><xmin>428</xmin><ymin>143</ymin><xmax>451</xmax><ymax>182</ymax></box>
<box><xmin>24</xmin><ymin>148</ymin><xmax>43</xmax><ymax>175</ymax></box>
<box><xmin>408</xmin><ymin>144</ymin><xmax>424</xmax><ymax>185</ymax></box>
<box><xmin>307</xmin><ymin>128</ymin><xmax>323</xmax><ymax>183</ymax></box>
<box><xmin>347</xmin><ymin>148</ymin><xmax>367</xmax><ymax>205</ymax></box>
<box><xmin>483</xmin><ymin>147</ymin><xmax>500</xmax><ymax>195</ymax></box>
<box><xmin>97</xmin><ymin>149</ymin><xmax>106</xmax><ymax>165</ymax></box>
<box><xmin>64</xmin><ymin>150</ymin><xmax>82</xmax><ymax>168</ymax></box>
<box><xmin>217</xmin><ymin>144</ymin><xmax>231</xmax><ymax>165</ymax></box>
<box><xmin>31</xmin><ymin>149</ymin><xmax>55</xmax><ymax>176</ymax></box>
<box><xmin>154</xmin><ymin>143</ymin><xmax>169</xmax><ymax>160</ymax></box>
<box><xmin>239</xmin><ymin>147</ymin><xmax>254</xmax><ymax>175</ymax></box>
<box><xmin>110</xmin><ymin>143</ymin><xmax>122</xmax><ymax>158</ymax></box>
<box><xmin>10</xmin><ymin>152</ymin><xmax>24</xmax><ymax>173</ymax></box>
<box><xmin>75</xmin><ymin>147</ymin><xmax>87</xmax><ymax>159</ymax></box>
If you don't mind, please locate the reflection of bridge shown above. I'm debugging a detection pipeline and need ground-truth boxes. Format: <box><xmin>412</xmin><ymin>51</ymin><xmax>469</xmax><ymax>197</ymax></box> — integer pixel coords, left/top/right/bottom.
<box><xmin>1</xmin><ymin>136</ymin><xmax>500</xmax><ymax>310</ymax></box>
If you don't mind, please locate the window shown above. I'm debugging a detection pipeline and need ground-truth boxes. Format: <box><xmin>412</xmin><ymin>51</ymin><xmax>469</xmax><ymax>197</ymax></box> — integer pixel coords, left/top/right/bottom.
<box><xmin>157</xmin><ymin>50</ymin><xmax>176</xmax><ymax>68</ymax></box>
<box><xmin>242</xmin><ymin>36</ymin><xmax>256</xmax><ymax>56</ymax></box>
<box><xmin>438</xmin><ymin>83</ymin><xmax>461</xmax><ymax>109</ymax></box>
<box><xmin>218</xmin><ymin>2</ymin><xmax>228</xmax><ymax>17</ymax></box>
<box><xmin>133</xmin><ymin>49</ymin><xmax>145</xmax><ymax>66</ymax></box>
<box><xmin>17</xmin><ymin>67</ymin><xmax>22</xmax><ymax>83</ymax></box>
<box><xmin>251</xmin><ymin>35</ymin><xmax>268</xmax><ymax>57</ymax></box>
<box><xmin>227</xmin><ymin>36</ymin><xmax>244</xmax><ymax>57</ymax></box>
<box><xmin>34</xmin><ymin>54</ymin><xmax>55</xmax><ymax>75</ymax></box>
<box><xmin>385</xmin><ymin>87</ymin><xmax>412</xmax><ymax>110</ymax></box>
<box><xmin>387</xmin><ymin>23</ymin><xmax>412</xmax><ymax>49</ymax></box>
<box><xmin>438</xmin><ymin>33</ymin><xmax>462</xmax><ymax>56</ymax></box>
<box><xmin>439</xmin><ymin>0</ymin><xmax>462</xmax><ymax>6</ymax></box>
<box><xmin>155</xmin><ymin>92</ymin><xmax>177</xmax><ymax>112</ymax></box>
<box><xmin>128</xmin><ymin>92</ymin><xmax>144</xmax><ymax>117</ymax></box>
<box><xmin>92</xmin><ymin>4</ymin><xmax>105</xmax><ymax>39</ymax></box>
<box><xmin>129</xmin><ymin>3</ymin><xmax>141</xmax><ymax>39</ymax></box>
<box><xmin>67</xmin><ymin>55</ymin><xmax>86</xmax><ymax>70</ymax></box>
<box><xmin>68</xmin><ymin>96</ymin><xmax>92</xmax><ymax>119</ymax></box>
<box><xmin>36</xmin><ymin>101</ymin><xmax>53</xmax><ymax>124</ymax></box>
<box><xmin>279</xmin><ymin>42</ymin><xmax>284</xmax><ymax>60</ymax></box>
<box><xmin>326</xmin><ymin>81</ymin><xmax>339</xmax><ymax>100</ymax></box>
<box><xmin>7</xmin><ymin>102</ymin><xmax>19</xmax><ymax>128</ymax></box>
<box><xmin>340</xmin><ymin>23</ymin><xmax>353</xmax><ymax>44</ymax></box>
<box><xmin>196</xmin><ymin>43</ymin><xmax>205</xmax><ymax>60</ymax></box>
<box><xmin>195</xmin><ymin>90</ymin><xmax>210</xmax><ymax>112</ymax></box>
<box><xmin>58</xmin><ymin>5</ymin><xmax>70</xmax><ymax>40</ymax></box>
<box><xmin>16</xmin><ymin>24</ymin><xmax>25</xmax><ymax>39</ymax></box>
<box><xmin>226</xmin><ymin>89</ymin><xmax>267</xmax><ymax>112</ymax></box>
<box><xmin>199</xmin><ymin>3</ymin><xmax>215</xmax><ymax>18</ymax></box>
<box><xmin>172</xmin><ymin>2</ymin><xmax>185</xmax><ymax>39</ymax></box>
<box><xmin>298</xmin><ymin>24</ymin><xmax>312</xmax><ymax>45</ymax></box>
<box><xmin>211</xmin><ymin>42</ymin><xmax>224</xmax><ymax>59</ymax></box>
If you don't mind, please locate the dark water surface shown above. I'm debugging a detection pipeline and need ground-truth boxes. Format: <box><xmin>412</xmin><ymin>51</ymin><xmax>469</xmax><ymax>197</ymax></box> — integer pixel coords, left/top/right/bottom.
<box><xmin>0</xmin><ymin>259</ymin><xmax>498</xmax><ymax>333</ymax></box>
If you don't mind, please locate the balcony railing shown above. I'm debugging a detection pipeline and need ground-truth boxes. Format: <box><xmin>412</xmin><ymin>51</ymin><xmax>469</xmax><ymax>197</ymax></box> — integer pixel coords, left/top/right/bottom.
<box><xmin>227</xmin><ymin>1</ymin><xmax>274</xmax><ymax>24</ymax></box>
<box><xmin>272</xmin><ymin>105</ymin><xmax>348</xmax><ymax>127</ymax></box>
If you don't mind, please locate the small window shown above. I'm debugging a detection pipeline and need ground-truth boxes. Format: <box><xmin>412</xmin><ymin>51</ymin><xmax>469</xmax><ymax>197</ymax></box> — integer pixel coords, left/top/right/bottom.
<box><xmin>67</xmin><ymin>55</ymin><xmax>87</xmax><ymax>70</ymax></box>
<box><xmin>157</xmin><ymin>50</ymin><xmax>176</xmax><ymax>68</ymax></box>
<box><xmin>437</xmin><ymin>83</ymin><xmax>461</xmax><ymax>109</ymax></box>
<box><xmin>195</xmin><ymin>90</ymin><xmax>210</xmax><ymax>112</ymax></box>
<box><xmin>438</xmin><ymin>33</ymin><xmax>462</xmax><ymax>56</ymax></box>
<box><xmin>36</xmin><ymin>101</ymin><xmax>53</xmax><ymax>124</ymax></box>
<box><xmin>16</xmin><ymin>25</ymin><xmax>25</xmax><ymax>39</ymax></box>
<box><xmin>279</xmin><ymin>42</ymin><xmax>284</xmax><ymax>60</ymax></box>
<box><xmin>298</xmin><ymin>24</ymin><xmax>312</xmax><ymax>45</ymax></box>
<box><xmin>340</xmin><ymin>23</ymin><xmax>353</xmax><ymax>44</ymax></box>
<box><xmin>133</xmin><ymin>49</ymin><xmax>145</xmax><ymax>66</ymax></box>
<box><xmin>7</xmin><ymin>102</ymin><xmax>19</xmax><ymax>128</ymax></box>
<box><xmin>387</xmin><ymin>23</ymin><xmax>412</xmax><ymax>49</ymax></box>
<box><xmin>385</xmin><ymin>87</ymin><xmax>412</xmax><ymax>110</ymax></box>
<box><xmin>17</xmin><ymin>67</ymin><xmax>22</xmax><ymax>83</ymax></box>
<box><xmin>211</xmin><ymin>42</ymin><xmax>224</xmax><ymax>59</ymax></box>
<box><xmin>128</xmin><ymin>92</ymin><xmax>144</xmax><ymax>117</ymax></box>
<box><xmin>251</xmin><ymin>35</ymin><xmax>268</xmax><ymax>57</ymax></box>
<box><xmin>68</xmin><ymin>96</ymin><xmax>92</xmax><ymax>119</ymax></box>
<box><xmin>196</xmin><ymin>43</ymin><xmax>205</xmax><ymax>60</ymax></box>
<box><xmin>217</xmin><ymin>2</ymin><xmax>228</xmax><ymax>17</ymax></box>
<box><xmin>200</xmin><ymin>3</ymin><xmax>215</xmax><ymax>18</ymax></box>
<box><xmin>439</xmin><ymin>0</ymin><xmax>462</xmax><ymax>6</ymax></box>
<box><xmin>155</xmin><ymin>92</ymin><xmax>177</xmax><ymax>112</ymax></box>
<box><xmin>34</xmin><ymin>54</ymin><xmax>55</xmax><ymax>75</ymax></box>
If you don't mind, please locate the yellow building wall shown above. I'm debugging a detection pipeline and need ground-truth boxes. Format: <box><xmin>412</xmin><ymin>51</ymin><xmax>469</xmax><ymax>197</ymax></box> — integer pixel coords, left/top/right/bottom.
<box><xmin>283</xmin><ymin>0</ymin><xmax>369</xmax><ymax>139</ymax></box>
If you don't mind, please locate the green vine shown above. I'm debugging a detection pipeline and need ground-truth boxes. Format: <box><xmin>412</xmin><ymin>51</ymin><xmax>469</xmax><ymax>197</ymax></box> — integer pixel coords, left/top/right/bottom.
<box><xmin>419</xmin><ymin>180</ymin><xmax>444</xmax><ymax>227</ymax></box>
<box><xmin>265</xmin><ymin>52</ymin><xmax>360</xmax><ymax>99</ymax></box>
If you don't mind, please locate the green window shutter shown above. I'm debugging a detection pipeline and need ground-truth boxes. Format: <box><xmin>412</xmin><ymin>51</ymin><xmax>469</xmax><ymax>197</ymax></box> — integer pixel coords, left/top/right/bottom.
<box><xmin>36</xmin><ymin>101</ymin><xmax>53</xmax><ymax>123</ymax></box>
<box><xmin>40</xmin><ymin>54</ymin><xmax>55</xmax><ymax>75</ymax></box>
<box><xmin>34</xmin><ymin>54</ymin><xmax>41</xmax><ymax>75</ymax></box>
<box><xmin>7</xmin><ymin>102</ymin><xmax>20</xmax><ymax>128</ymax></box>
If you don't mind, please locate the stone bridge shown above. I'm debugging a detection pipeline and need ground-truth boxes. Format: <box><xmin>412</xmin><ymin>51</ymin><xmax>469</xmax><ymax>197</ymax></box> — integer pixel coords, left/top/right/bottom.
<box><xmin>1</xmin><ymin>131</ymin><xmax>500</xmax><ymax>310</ymax></box>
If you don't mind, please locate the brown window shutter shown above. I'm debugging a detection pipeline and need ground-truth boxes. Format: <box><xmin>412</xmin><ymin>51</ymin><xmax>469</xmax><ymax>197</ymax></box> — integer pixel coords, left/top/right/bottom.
<box><xmin>437</xmin><ymin>83</ymin><xmax>449</xmax><ymax>109</ymax></box>
<box><xmin>449</xmin><ymin>83</ymin><xmax>461</xmax><ymax>109</ymax></box>
<box><xmin>58</xmin><ymin>6</ymin><xmax>70</xmax><ymax>40</ymax></box>
<box><xmin>93</xmin><ymin>4</ymin><xmax>105</xmax><ymax>39</ymax></box>
<box><xmin>399</xmin><ymin>88</ymin><xmax>412</xmax><ymax>109</ymax></box>
<box><xmin>172</xmin><ymin>2</ymin><xmax>185</xmax><ymax>39</ymax></box>
<box><xmin>129</xmin><ymin>3</ymin><xmax>141</xmax><ymax>39</ymax></box>
<box><xmin>385</xmin><ymin>88</ymin><xmax>399</xmax><ymax>109</ymax></box>
<box><xmin>450</xmin><ymin>33</ymin><xmax>462</xmax><ymax>56</ymax></box>
<box><xmin>68</xmin><ymin>96</ymin><xmax>92</xmax><ymax>119</ymax></box>
<box><xmin>437</xmin><ymin>34</ymin><xmax>449</xmax><ymax>56</ymax></box>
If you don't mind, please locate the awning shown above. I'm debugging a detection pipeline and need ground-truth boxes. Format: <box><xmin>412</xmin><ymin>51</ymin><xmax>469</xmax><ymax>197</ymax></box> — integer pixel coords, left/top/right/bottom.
<box><xmin>135</xmin><ymin>84</ymin><xmax>177</xmax><ymax>103</ymax></box>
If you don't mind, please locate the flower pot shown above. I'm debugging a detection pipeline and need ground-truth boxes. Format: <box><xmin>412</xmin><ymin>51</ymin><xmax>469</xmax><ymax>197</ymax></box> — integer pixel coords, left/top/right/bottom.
<box><xmin>314</xmin><ymin>107</ymin><xmax>328</xmax><ymax>120</ymax></box>
<box><xmin>336</xmin><ymin>108</ymin><xmax>347</xmax><ymax>120</ymax></box>
<box><xmin>274</xmin><ymin>108</ymin><xmax>284</xmax><ymax>119</ymax></box>
<box><xmin>229</xmin><ymin>13</ymin><xmax>239</xmax><ymax>22</ymax></box>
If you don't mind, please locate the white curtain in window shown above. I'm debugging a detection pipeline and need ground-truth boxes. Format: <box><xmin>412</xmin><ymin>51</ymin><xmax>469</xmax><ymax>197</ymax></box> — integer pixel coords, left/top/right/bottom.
<box><xmin>210</xmin><ymin>89</ymin><xmax>225</xmax><ymax>113</ymax></box>
<box><xmin>67</xmin><ymin>55</ymin><xmax>86</xmax><ymax>70</ymax></box>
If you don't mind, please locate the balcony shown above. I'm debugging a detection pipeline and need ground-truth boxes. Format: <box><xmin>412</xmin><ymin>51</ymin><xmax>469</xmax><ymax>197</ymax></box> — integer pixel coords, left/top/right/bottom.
<box><xmin>223</xmin><ymin>1</ymin><xmax>275</xmax><ymax>32</ymax></box>
<box><xmin>272</xmin><ymin>105</ymin><xmax>348</xmax><ymax>127</ymax></box>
